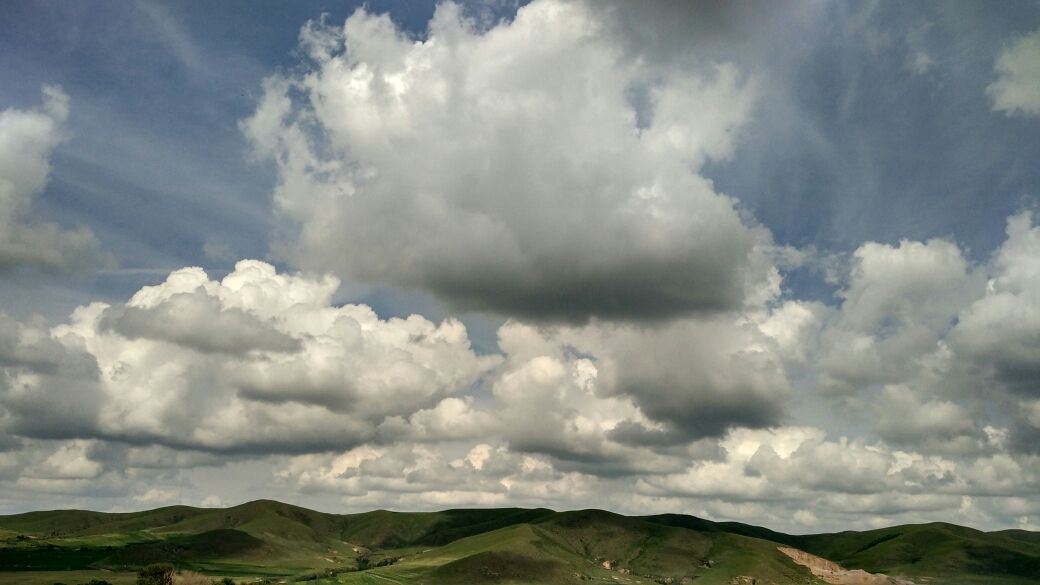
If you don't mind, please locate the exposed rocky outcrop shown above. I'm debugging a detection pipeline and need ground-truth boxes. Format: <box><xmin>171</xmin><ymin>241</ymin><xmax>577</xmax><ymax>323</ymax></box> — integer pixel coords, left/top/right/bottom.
<box><xmin>777</xmin><ymin>546</ymin><xmax>907</xmax><ymax>585</ymax></box>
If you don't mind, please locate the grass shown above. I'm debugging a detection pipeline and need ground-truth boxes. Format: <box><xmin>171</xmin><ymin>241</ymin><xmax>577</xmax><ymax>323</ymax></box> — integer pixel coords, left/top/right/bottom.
<box><xmin>0</xmin><ymin>501</ymin><xmax>1037</xmax><ymax>584</ymax></box>
<box><xmin>304</xmin><ymin>515</ymin><xmax>823</xmax><ymax>585</ymax></box>
<box><xmin>792</xmin><ymin>522</ymin><xmax>1040</xmax><ymax>581</ymax></box>
<box><xmin>0</xmin><ymin>569</ymin><xmax>138</xmax><ymax>584</ymax></box>
<box><xmin>0</xmin><ymin>546</ymin><xmax>113</xmax><ymax>570</ymax></box>
<box><xmin>642</xmin><ymin>513</ymin><xmax>1040</xmax><ymax>584</ymax></box>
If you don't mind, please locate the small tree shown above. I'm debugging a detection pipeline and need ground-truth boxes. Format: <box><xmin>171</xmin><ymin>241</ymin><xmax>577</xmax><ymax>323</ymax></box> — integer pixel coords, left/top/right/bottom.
<box><xmin>137</xmin><ymin>563</ymin><xmax>174</xmax><ymax>585</ymax></box>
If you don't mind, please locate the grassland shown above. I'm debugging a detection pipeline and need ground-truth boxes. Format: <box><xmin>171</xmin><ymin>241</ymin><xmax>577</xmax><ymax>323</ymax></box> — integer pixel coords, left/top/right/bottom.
<box><xmin>0</xmin><ymin>569</ymin><xmax>138</xmax><ymax>585</ymax></box>
<box><xmin>0</xmin><ymin>500</ymin><xmax>1036</xmax><ymax>584</ymax></box>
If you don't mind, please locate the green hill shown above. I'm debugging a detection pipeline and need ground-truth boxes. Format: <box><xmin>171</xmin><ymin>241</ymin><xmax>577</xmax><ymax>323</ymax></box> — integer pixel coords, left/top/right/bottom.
<box><xmin>793</xmin><ymin>522</ymin><xmax>1040</xmax><ymax>583</ymax></box>
<box><xmin>642</xmin><ymin>514</ymin><xmax>1040</xmax><ymax>585</ymax></box>
<box><xmin>0</xmin><ymin>501</ymin><xmax>1037</xmax><ymax>585</ymax></box>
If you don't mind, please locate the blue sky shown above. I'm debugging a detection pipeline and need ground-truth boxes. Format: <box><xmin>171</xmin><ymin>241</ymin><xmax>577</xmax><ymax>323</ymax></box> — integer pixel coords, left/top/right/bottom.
<box><xmin>1</xmin><ymin>0</ymin><xmax>1039</xmax><ymax>532</ymax></box>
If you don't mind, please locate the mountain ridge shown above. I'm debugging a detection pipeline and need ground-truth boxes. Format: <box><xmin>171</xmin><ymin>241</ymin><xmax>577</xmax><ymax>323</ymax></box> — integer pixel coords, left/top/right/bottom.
<box><xmin>0</xmin><ymin>499</ymin><xmax>1037</xmax><ymax>584</ymax></box>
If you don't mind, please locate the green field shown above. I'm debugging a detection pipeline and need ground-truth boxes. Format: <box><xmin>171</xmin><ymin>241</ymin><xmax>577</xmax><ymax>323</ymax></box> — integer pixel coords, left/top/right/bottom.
<box><xmin>0</xmin><ymin>500</ymin><xmax>1037</xmax><ymax>584</ymax></box>
<box><xmin>0</xmin><ymin>569</ymin><xmax>138</xmax><ymax>585</ymax></box>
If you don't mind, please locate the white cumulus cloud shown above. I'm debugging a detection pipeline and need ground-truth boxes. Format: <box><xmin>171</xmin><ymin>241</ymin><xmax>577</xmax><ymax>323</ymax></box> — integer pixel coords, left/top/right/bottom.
<box><xmin>242</xmin><ymin>0</ymin><xmax>771</xmax><ymax>321</ymax></box>
<box><xmin>0</xmin><ymin>260</ymin><xmax>498</xmax><ymax>454</ymax></box>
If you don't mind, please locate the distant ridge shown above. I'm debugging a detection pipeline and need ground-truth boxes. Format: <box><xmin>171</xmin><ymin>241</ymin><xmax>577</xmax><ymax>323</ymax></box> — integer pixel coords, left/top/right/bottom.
<box><xmin>1</xmin><ymin>500</ymin><xmax>1038</xmax><ymax>584</ymax></box>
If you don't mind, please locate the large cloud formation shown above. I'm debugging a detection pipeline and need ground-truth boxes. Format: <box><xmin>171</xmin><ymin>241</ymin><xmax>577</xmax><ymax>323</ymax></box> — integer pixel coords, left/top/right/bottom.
<box><xmin>0</xmin><ymin>261</ymin><xmax>498</xmax><ymax>454</ymax></box>
<box><xmin>3</xmin><ymin>0</ymin><xmax>1040</xmax><ymax>534</ymax></box>
<box><xmin>0</xmin><ymin>87</ymin><xmax>104</xmax><ymax>273</ymax></box>
<box><xmin>242</xmin><ymin>0</ymin><xmax>773</xmax><ymax>321</ymax></box>
<box><xmin>493</xmin><ymin>315</ymin><xmax>791</xmax><ymax>449</ymax></box>
<box><xmin>2</xmin><ymin>217</ymin><xmax>1039</xmax><ymax>530</ymax></box>
<box><xmin>0</xmin><ymin>257</ymin><xmax>791</xmax><ymax>465</ymax></box>
<box><xmin>805</xmin><ymin>212</ymin><xmax>1040</xmax><ymax>456</ymax></box>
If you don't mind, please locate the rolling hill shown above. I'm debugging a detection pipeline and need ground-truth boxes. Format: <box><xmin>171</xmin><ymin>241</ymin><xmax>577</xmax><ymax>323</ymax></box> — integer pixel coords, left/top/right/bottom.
<box><xmin>0</xmin><ymin>500</ymin><xmax>1036</xmax><ymax>585</ymax></box>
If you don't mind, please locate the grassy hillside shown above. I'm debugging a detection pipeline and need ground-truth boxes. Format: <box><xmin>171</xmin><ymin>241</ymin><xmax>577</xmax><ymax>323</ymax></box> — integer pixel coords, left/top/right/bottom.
<box><xmin>642</xmin><ymin>514</ymin><xmax>1040</xmax><ymax>585</ymax></box>
<box><xmin>794</xmin><ymin>522</ymin><xmax>1040</xmax><ymax>584</ymax></box>
<box><xmin>0</xmin><ymin>501</ymin><xmax>1037</xmax><ymax>584</ymax></box>
<box><xmin>996</xmin><ymin>529</ymin><xmax>1040</xmax><ymax>546</ymax></box>
<box><xmin>337</xmin><ymin>507</ymin><xmax>556</xmax><ymax>549</ymax></box>
<box><xmin>536</xmin><ymin>510</ymin><xmax>817</xmax><ymax>585</ymax></box>
<box><xmin>336</xmin><ymin>514</ymin><xmax>819</xmax><ymax>585</ymax></box>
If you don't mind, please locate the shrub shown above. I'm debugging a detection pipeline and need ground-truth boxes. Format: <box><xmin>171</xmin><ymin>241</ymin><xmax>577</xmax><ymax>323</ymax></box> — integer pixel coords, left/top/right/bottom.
<box><xmin>138</xmin><ymin>563</ymin><xmax>175</xmax><ymax>585</ymax></box>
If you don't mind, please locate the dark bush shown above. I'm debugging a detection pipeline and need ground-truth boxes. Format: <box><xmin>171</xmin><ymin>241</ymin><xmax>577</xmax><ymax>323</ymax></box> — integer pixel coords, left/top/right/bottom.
<box><xmin>137</xmin><ymin>562</ymin><xmax>175</xmax><ymax>585</ymax></box>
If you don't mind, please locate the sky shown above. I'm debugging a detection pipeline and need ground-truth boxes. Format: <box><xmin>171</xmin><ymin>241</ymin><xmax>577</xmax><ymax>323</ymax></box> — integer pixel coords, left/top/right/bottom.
<box><xmin>0</xmin><ymin>0</ymin><xmax>1039</xmax><ymax>534</ymax></box>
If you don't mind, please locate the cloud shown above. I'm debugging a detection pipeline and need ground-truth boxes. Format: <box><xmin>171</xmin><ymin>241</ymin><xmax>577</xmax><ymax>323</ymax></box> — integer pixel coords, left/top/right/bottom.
<box><xmin>0</xmin><ymin>256</ymin><xmax>785</xmax><ymax>477</ymax></box>
<box><xmin>0</xmin><ymin>253</ymin><xmax>800</xmax><ymax>489</ymax></box>
<box><xmin>989</xmin><ymin>28</ymin><xmax>1040</xmax><ymax>116</ymax></box>
<box><xmin>366</xmin><ymin>308</ymin><xmax>792</xmax><ymax>478</ymax></box>
<box><xmin>0</xmin><ymin>313</ymin><xmax>92</xmax><ymax>373</ymax></box>
<box><xmin>586</xmin><ymin>0</ymin><xmax>819</xmax><ymax>70</ymax></box>
<box><xmin>0</xmin><ymin>260</ymin><xmax>498</xmax><ymax>454</ymax></box>
<box><xmin>0</xmin><ymin>87</ymin><xmax>106</xmax><ymax>273</ymax></box>
<box><xmin>794</xmin><ymin>212</ymin><xmax>1040</xmax><ymax>455</ymax></box>
<box><xmin>268</xmin><ymin>422</ymin><xmax>1040</xmax><ymax>531</ymax></box>
<box><xmin>134</xmin><ymin>487</ymin><xmax>179</xmax><ymax>504</ymax></box>
<box><xmin>949</xmin><ymin>213</ymin><xmax>1040</xmax><ymax>396</ymax></box>
<box><xmin>274</xmin><ymin>441</ymin><xmax>612</xmax><ymax>511</ymax></box>
<box><xmin>816</xmin><ymin>237</ymin><xmax>984</xmax><ymax>394</ymax></box>
<box><xmin>101</xmin><ymin>286</ymin><xmax>301</xmax><ymax>356</ymax></box>
<box><xmin>635</xmin><ymin>427</ymin><xmax>823</xmax><ymax>502</ymax></box>
<box><xmin>242</xmin><ymin>0</ymin><xmax>773</xmax><ymax>322</ymax></box>
<box><xmin>505</xmin><ymin>315</ymin><xmax>793</xmax><ymax>441</ymax></box>
<box><xmin>905</xmin><ymin>51</ymin><xmax>935</xmax><ymax>75</ymax></box>
<box><xmin>874</xmin><ymin>385</ymin><xmax>982</xmax><ymax>453</ymax></box>
<box><xmin>200</xmin><ymin>495</ymin><xmax>223</xmax><ymax>508</ymax></box>
<box><xmin>641</xmin><ymin>425</ymin><xmax>1040</xmax><ymax>513</ymax></box>
<box><xmin>943</xmin><ymin>212</ymin><xmax>1040</xmax><ymax>451</ymax></box>
<box><xmin>0</xmin><ymin>87</ymin><xmax>68</xmax><ymax>224</ymax></box>
<box><xmin>0</xmin><ymin>313</ymin><xmax>105</xmax><ymax>439</ymax></box>
<box><xmin>451</xmin><ymin>302</ymin><xmax>797</xmax><ymax>476</ymax></box>
<box><xmin>376</xmin><ymin>396</ymin><xmax>493</xmax><ymax>443</ymax></box>
<box><xmin>133</xmin><ymin>0</ymin><xmax>209</xmax><ymax>79</ymax></box>
<box><xmin>34</xmin><ymin>440</ymin><xmax>104</xmax><ymax>480</ymax></box>
<box><xmin>488</xmin><ymin>348</ymin><xmax>696</xmax><ymax>476</ymax></box>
